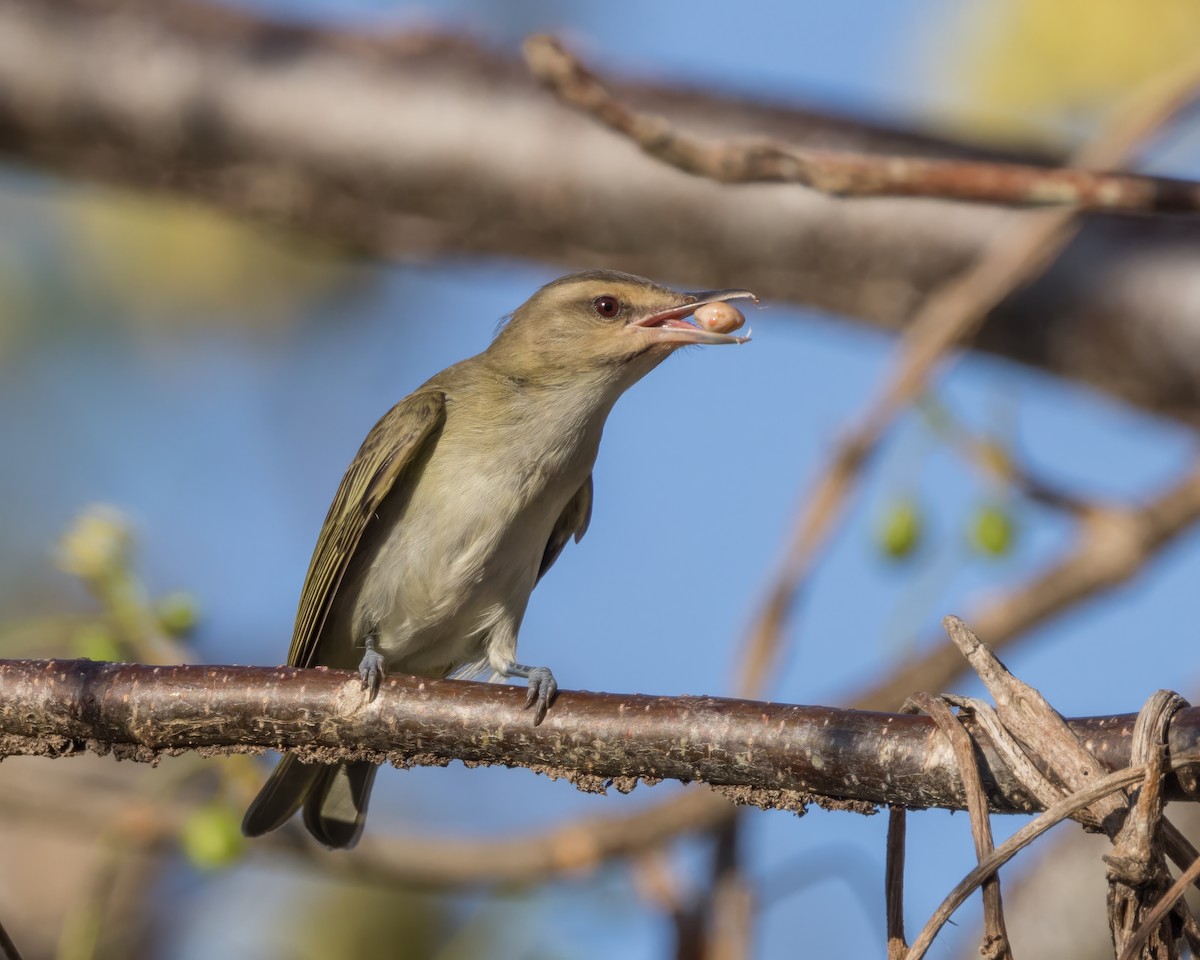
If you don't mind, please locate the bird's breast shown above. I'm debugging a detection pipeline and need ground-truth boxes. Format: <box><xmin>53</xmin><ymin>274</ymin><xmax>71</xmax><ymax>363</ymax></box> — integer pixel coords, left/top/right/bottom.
<box><xmin>350</xmin><ymin>397</ymin><xmax>601</xmax><ymax>672</ymax></box>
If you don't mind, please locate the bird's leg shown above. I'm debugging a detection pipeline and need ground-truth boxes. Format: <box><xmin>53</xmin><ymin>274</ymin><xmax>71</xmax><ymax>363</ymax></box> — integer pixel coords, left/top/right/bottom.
<box><xmin>502</xmin><ymin>661</ymin><xmax>558</xmax><ymax>726</ymax></box>
<box><xmin>358</xmin><ymin>633</ymin><xmax>385</xmax><ymax>702</ymax></box>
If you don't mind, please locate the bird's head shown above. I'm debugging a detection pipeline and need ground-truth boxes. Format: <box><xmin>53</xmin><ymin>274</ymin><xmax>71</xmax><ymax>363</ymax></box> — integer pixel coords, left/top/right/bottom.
<box><xmin>488</xmin><ymin>270</ymin><xmax>756</xmax><ymax>387</ymax></box>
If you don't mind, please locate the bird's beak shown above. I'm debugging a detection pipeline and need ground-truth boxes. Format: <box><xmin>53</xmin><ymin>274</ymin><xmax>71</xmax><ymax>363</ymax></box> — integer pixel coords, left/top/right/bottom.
<box><xmin>630</xmin><ymin>289</ymin><xmax>758</xmax><ymax>346</ymax></box>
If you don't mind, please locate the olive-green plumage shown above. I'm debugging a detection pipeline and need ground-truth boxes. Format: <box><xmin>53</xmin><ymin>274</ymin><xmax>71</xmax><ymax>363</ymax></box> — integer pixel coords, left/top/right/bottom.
<box><xmin>243</xmin><ymin>270</ymin><xmax>754</xmax><ymax>848</ymax></box>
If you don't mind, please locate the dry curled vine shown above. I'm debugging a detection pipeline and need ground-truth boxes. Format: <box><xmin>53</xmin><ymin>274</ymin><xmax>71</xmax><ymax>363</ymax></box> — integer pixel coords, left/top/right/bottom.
<box><xmin>886</xmin><ymin>619</ymin><xmax>1200</xmax><ymax>960</ymax></box>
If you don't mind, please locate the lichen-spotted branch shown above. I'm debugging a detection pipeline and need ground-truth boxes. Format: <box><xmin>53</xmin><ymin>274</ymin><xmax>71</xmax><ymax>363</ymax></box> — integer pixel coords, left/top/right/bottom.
<box><xmin>4</xmin><ymin>658</ymin><xmax>1200</xmax><ymax>817</ymax></box>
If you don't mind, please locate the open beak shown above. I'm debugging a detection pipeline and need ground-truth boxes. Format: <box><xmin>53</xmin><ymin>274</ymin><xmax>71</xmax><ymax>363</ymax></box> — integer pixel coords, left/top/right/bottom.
<box><xmin>631</xmin><ymin>289</ymin><xmax>758</xmax><ymax>346</ymax></box>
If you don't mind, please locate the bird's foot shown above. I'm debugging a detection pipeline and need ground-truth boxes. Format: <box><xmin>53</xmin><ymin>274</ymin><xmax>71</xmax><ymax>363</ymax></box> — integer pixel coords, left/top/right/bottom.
<box><xmin>503</xmin><ymin>661</ymin><xmax>558</xmax><ymax>726</ymax></box>
<box><xmin>525</xmin><ymin>667</ymin><xmax>557</xmax><ymax>725</ymax></box>
<box><xmin>358</xmin><ymin>637</ymin><xmax>385</xmax><ymax>702</ymax></box>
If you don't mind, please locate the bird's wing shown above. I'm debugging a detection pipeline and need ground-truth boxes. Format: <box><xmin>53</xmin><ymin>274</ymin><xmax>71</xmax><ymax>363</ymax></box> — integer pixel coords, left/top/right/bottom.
<box><xmin>537</xmin><ymin>473</ymin><xmax>593</xmax><ymax>583</ymax></box>
<box><xmin>288</xmin><ymin>390</ymin><xmax>446</xmax><ymax>667</ymax></box>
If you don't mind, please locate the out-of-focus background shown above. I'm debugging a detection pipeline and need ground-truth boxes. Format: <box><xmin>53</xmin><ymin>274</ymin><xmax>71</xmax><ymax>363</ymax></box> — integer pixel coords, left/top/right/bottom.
<box><xmin>3</xmin><ymin>0</ymin><xmax>1200</xmax><ymax>957</ymax></box>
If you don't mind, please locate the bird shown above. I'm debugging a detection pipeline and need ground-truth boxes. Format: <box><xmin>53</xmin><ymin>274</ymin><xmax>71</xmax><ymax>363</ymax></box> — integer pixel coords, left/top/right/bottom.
<box><xmin>242</xmin><ymin>270</ymin><xmax>755</xmax><ymax>849</ymax></box>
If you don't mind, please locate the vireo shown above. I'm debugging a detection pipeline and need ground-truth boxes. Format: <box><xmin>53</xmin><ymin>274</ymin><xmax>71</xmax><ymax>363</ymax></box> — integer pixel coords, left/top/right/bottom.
<box><xmin>243</xmin><ymin>270</ymin><xmax>754</xmax><ymax>848</ymax></box>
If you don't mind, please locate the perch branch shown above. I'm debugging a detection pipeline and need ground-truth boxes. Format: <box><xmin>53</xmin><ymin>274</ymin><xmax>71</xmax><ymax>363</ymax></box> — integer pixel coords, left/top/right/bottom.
<box><xmin>3</xmin><ymin>659</ymin><xmax>1200</xmax><ymax>818</ymax></box>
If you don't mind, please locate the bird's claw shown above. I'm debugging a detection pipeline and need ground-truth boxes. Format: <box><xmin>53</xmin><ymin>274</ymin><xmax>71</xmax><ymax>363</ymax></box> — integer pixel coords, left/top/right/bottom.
<box><xmin>524</xmin><ymin>666</ymin><xmax>557</xmax><ymax>726</ymax></box>
<box><xmin>358</xmin><ymin>638</ymin><xmax>385</xmax><ymax>702</ymax></box>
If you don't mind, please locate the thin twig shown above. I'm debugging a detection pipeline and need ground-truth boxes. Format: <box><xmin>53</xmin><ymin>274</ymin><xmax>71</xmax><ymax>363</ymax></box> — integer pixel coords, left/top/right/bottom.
<box><xmin>706</xmin><ymin>818</ymin><xmax>754</xmax><ymax>960</ymax></box>
<box><xmin>907</xmin><ymin>694</ymin><xmax>1012</xmax><ymax>960</ymax></box>
<box><xmin>524</xmin><ymin>35</ymin><xmax>1200</xmax><ymax>213</ymax></box>
<box><xmin>885</xmin><ymin>805</ymin><xmax>908</xmax><ymax>960</ymax></box>
<box><xmin>915</xmin><ymin>395</ymin><xmax>1093</xmax><ymax>516</ymax></box>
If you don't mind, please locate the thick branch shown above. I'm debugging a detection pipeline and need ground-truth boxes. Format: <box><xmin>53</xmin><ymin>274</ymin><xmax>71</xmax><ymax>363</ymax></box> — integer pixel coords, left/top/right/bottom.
<box><xmin>5</xmin><ymin>0</ymin><xmax>1200</xmax><ymax>419</ymax></box>
<box><xmin>3</xmin><ymin>659</ymin><xmax>1200</xmax><ymax>817</ymax></box>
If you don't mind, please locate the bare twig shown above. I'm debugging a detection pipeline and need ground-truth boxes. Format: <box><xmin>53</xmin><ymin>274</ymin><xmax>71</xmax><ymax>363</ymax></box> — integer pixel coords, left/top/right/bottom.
<box><xmin>885</xmin><ymin>805</ymin><xmax>908</xmax><ymax>960</ymax></box>
<box><xmin>524</xmin><ymin>35</ymin><xmax>1200</xmax><ymax>214</ymax></box>
<box><xmin>907</xmin><ymin>694</ymin><xmax>1012</xmax><ymax>960</ymax></box>
<box><xmin>706</xmin><ymin>819</ymin><xmax>754</xmax><ymax>960</ymax></box>
<box><xmin>945</xmin><ymin>620</ymin><xmax>1200</xmax><ymax>872</ymax></box>
<box><xmin>946</xmin><ymin>615</ymin><xmax>1142</xmax><ymax>830</ymax></box>
<box><xmin>916</xmin><ymin>396</ymin><xmax>1093</xmax><ymax>516</ymax></box>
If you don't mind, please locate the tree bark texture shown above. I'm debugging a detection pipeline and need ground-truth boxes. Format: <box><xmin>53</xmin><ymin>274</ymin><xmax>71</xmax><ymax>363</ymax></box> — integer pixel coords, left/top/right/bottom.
<box><xmin>3</xmin><ymin>658</ymin><xmax>1200</xmax><ymax>818</ymax></box>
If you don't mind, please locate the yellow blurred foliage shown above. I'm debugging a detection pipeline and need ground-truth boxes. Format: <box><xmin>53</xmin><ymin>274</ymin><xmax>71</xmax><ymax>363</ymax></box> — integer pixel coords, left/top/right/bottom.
<box><xmin>56</xmin><ymin>504</ymin><xmax>133</xmax><ymax>584</ymax></box>
<box><xmin>944</xmin><ymin>0</ymin><xmax>1200</xmax><ymax>140</ymax></box>
<box><xmin>63</xmin><ymin>188</ymin><xmax>352</xmax><ymax>328</ymax></box>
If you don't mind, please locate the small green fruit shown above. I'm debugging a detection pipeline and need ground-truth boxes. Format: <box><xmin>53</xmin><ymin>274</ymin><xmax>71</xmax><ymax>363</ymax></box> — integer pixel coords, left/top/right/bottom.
<box><xmin>878</xmin><ymin>499</ymin><xmax>923</xmax><ymax>560</ymax></box>
<box><xmin>971</xmin><ymin>504</ymin><xmax>1015</xmax><ymax>557</ymax></box>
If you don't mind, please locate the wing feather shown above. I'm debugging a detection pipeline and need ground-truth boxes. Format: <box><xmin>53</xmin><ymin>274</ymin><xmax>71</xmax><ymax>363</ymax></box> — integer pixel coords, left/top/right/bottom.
<box><xmin>288</xmin><ymin>390</ymin><xmax>446</xmax><ymax>667</ymax></box>
<box><xmin>537</xmin><ymin>473</ymin><xmax>593</xmax><ymax>583</ymax></box>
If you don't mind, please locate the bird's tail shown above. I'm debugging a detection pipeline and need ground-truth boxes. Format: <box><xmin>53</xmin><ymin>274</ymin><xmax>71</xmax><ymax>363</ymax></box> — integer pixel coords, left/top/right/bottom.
<box><xmin>242</xmin><ymin>755</ymin><xmax>378</xmax><ymax>850</ymax></box>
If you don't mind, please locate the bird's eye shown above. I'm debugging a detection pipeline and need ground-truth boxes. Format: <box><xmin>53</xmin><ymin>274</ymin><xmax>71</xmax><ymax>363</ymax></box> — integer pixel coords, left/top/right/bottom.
<box><xmin>592</xmin><ymin>295</ymin><xmax>620</xmax><ymax>319</ymax></box>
